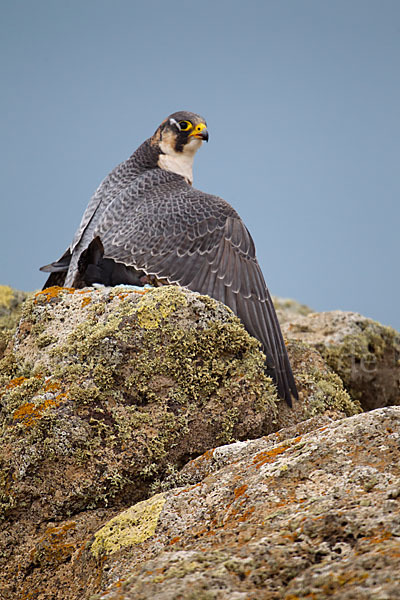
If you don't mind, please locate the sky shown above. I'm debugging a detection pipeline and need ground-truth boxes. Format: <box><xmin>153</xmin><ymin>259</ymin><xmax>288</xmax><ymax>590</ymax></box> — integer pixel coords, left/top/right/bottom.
<box><xmin>1</xmin><ymin>0</ymin><xmax>399</xmax><ymax>330</ymax></box>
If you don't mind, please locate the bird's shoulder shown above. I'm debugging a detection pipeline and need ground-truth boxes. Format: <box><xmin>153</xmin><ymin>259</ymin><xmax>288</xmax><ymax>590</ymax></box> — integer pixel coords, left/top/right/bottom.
<box><xmin>148</xmin><ymin>176</ymin><xmax>241</xmax><ymax>223</ymax></box>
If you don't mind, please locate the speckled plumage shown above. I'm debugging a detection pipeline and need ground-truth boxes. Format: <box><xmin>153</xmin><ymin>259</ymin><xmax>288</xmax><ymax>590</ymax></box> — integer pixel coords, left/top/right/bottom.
<box><xmin>41</xmin><ymin>111</ymin><xmax>298</xmax><ymax>405</ymax></box>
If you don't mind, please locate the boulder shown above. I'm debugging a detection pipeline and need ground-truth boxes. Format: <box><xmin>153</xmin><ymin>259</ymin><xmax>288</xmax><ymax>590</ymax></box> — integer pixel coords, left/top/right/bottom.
<box><xmin>0</xmin><ymin>285</ymin><xmax>279</xmax><ymax>526</ymax></box>
<box><xmin>272</xmin><ymin>295</ymin><xmax>314</xmax><ymax>324</ymax></box>
<box><xmin>81</xmin><ymin>408</ymin><xmax>400</xmax><ymax>599</ymax></box>
<box><xmin>0</xmin><ymin>284</ymin><xmax>30</xmax><ymax>358</ymax></box>
<box><xmin>0</xmin><ymin>285</ymin><xmax>280</xmax><ymax>598</ymax></box>
<box><xmin>283</xmin><ymin>311</ymin><xmax>400</xmax><ymax>410</ymax></box>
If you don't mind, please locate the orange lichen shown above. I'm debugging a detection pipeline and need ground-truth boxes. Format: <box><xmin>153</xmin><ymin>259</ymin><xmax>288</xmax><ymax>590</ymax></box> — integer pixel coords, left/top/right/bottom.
<box><xmin>4</xmin><ymin>376</ymin><xmax>28</xmax><ymax>390</ymax></box>
<box><xmin>169</xmin><ymin>536</ymin><xmax>181</xmax><ymax>545</ymax></box>
<box><xmin>252</xmin><ymin>437</ymin><xmax>302</xmax><ymax>469</ymax></box>
<box><xmin>237</xmin><ymin>506</ymin><xmax>255</xmax><ymax>523</ymax></box>
<box><xmin>30</xmin><ymin>522</ymin><xmax>77</xmax><ymax>566</ymax></box>
<box><xmin>43</xmin><ymin>380</ymin><xmax>62</xmax><ymax>393</ymax></box>
<box><xmin>224</xmin><ymin>506</ymin><xmax>256</xmax><ymax>529</ymax></box>
<box><xmin>34</xmin><ymin>286</ymin><xmax>75</xmax><ymax>303</ymax></box>
<box><xmin>17</xmin><ymin>590</ymin><xmax>41</xmax><ymax>600</ymax></box>
<box><xmin>13</xmin><ymin>392</ymin><xmax>68</xmax><ymax>428</ymax></box>
<box><xmin>233</xmin><ymin>484</ymin><xmax>248</xmax><ymax>500</ymax></box>
<box><xmin>81</xmin><ymin>297</ymin><xmax>91</xmax><ymax>308</ymax></box>
<box><xmin>252</xmin><ymin>445</ymin><xmax>290</xmax><ymax>469</ymax></box>
<box><xmin>197</xmin><ymin>448</ymin><xmax>215</xmax><ymax>462</ymax></box>
<box><xmin>361</xmin><ymin>531</ymin><xmax>392</xmax><ymax>544</ymax></box>
<box><xmin>173</xmin><ymin>482</ymin><xmax>202</xmax><ymax>497</ymax></box>
<box><xmin>333</xmin><ymin>572</ymin><xmax>369</xmax><ymax>587</ymax></box>
<box><xmin>13</xmin><ymin>402</ymin><xmax>35</xmax><ymax>420</ymax></box>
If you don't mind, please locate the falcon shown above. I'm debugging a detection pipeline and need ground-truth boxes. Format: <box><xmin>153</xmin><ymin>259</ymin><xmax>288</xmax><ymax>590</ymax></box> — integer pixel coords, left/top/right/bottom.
<box><xmin>41</xmin><ymin>111</ymin><xmax>298</xmax><ymax>406</ymax></box>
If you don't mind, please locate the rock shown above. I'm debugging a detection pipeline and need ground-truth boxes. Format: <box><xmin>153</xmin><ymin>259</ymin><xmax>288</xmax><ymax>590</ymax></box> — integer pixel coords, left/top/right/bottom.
<box><xmin>80</xmin><ymin>408</ymin><xmax>400</xmax><ymax>599</ymax></box>
<box><xmin>0</xmin><ymin>284</ymin><xmax>284</xmax><ymax>598</ymax></box>
<box><xmin>283</xmin><ymin>311</ymin><xmax>400</xmax><ymax>410</ymax></box>
<box><xmin>272</xmin><ymin>296</ymin><xmax>314</xmax><ymax>324</ymax></box>
<box><xmin>0</xmin><ymin>285</ymin><xmax>397</xmax><ymax>599</ymax></box>
<box><xmin>278</xmin><ymin>338</ymin><xmax>360</xmax><ymax>429</ymax></box>
<box><xmin>0</xmin><ymin>285</ymin><xmax>279</xmax><ymax>523</ymax></box>
<box><xmin>0</xmin><ymin>285</ymin><xmax>30</xmax><ymax>358</ymax></box>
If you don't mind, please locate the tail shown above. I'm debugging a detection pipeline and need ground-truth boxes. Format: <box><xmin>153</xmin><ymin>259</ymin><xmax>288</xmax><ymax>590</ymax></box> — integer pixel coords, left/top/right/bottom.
<box><xmin>40</xmin><ymin>249</ymin><xmax>71</xmax><ymax>290</ymax></box>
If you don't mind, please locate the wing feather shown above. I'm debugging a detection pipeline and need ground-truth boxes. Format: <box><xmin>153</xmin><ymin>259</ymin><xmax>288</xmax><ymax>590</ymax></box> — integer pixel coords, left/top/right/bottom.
<box><xmin>224</xmin><ymin>285</ymin><xmax>237</xmax><ymax>316</ymax></box>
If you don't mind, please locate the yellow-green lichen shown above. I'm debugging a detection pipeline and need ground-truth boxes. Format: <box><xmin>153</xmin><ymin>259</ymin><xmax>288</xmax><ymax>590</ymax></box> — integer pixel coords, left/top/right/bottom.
<box><xmin>287</xmin><ymin>339</ymin><xmax>362</xmax><ymax>417</ymax></box>
<box><xmin>134</xmin><ymin>286</ymin><xmax>189</xmax><ymax>329</ymax></box>
<box><xmin>320</xmin><ymin>321</ymin><xmax>400</xmax><ymax>398</ymax></box>
<box><xmin>0</xmin><ymin>285</ymin><xmax>14</xmax><ymax>310</ymax></box>
<box><xmin>0</xmin><ymin>286</ymin><xmax>31</xmax><ymax>358</ymax></box>
<box><xmin>37</xmin><ymin>333</ymin><xmax>58</xmax><ymax>349</ymax></box>
<box><xmin>302</xmin><ymin>368</ymin><xmax>361</xmax><ymax>417</ymax></box>
<box><xmin>91</xmin><ymin>492</ymin><xmax>166</xmax><ymax>558</ymax></box>
<box><xmin>0</xmin><ymin>374</ymin><xmax>45</xmax><ymax>413</ymax></box>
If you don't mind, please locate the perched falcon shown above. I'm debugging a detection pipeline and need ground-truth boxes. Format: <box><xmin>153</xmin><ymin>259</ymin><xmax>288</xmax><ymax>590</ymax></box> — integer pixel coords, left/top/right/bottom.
<box><xmin>41</xmin><ymin>111</ymin><xmax>298</xmax><ymax>406</ymax></box>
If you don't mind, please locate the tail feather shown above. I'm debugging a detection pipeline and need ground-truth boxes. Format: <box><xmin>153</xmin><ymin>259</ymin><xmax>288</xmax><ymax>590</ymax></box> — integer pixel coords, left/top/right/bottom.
<box><xmin>40</xmin><ymin>249</ymin><xmax>71</xmax><ymax>289</ymax></box>
<box><xmin>40</xmin><ymin>249</ymin><xmax>71</xmax><ymax>273</ymax></box>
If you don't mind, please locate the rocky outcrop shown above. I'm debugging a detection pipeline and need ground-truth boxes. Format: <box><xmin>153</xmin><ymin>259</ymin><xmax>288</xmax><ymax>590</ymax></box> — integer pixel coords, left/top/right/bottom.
<box><xmin>0</xmin><ymin>285</ymin><xmax>398</xmax><ymax>599</ymax></box>
<box><xmin>0</xmin><ymin>284</ymin><xmax>30</xmax><ymax>358</ymax></box>
<box><xmin>0</xmin><ymin>286</ymin><xmax>278</xmax><ymax>528</ymax></box>
<box><xmin>272</xmin><ymin>295</ymin><xmax>314</xmax><ymax>324</ymax></box>
<box><xmin>83</xmin><ymin>407</ymin><xmax>400</xmax><ymax>600</ymax></box>
<box><xmin>283</xmin><ymin>311</ymin><xmax>400</xmax><ymax>411</ymax></box>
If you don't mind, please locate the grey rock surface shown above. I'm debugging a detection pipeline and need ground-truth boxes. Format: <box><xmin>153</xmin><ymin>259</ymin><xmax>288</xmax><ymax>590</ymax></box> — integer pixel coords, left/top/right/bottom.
<box><xmin>86</xmin><ymin>408</ymin><xmax>400</xmax><ymax>600</ymax></box>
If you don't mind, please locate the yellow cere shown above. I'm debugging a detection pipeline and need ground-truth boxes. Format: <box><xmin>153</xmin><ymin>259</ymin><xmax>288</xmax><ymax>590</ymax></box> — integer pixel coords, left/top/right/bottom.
<box><xmin>189</xmin><ymin>122</ymin><xmax>207</xmax><ymax>137</ymax></box>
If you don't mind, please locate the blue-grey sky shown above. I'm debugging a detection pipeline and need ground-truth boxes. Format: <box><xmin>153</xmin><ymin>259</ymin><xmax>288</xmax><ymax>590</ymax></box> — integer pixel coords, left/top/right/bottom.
<box><xmin>1</xmin><ymin>0</ymin><xmax>399</xmax><ymax>329</ymax></box>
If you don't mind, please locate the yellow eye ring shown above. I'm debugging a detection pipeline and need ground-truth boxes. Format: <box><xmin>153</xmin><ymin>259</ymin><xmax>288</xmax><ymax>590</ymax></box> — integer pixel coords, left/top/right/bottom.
<box><xmin>179</xmin><ymin>120</ymin><xmax>193</xmax><ymax>131</ymax></box>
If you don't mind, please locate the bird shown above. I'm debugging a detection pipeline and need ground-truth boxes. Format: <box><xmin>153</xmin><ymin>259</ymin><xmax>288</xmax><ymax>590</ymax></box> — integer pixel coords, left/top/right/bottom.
<box><xmin>40</xmin><ymin>111</ymin><xmax>298</xmax><ymax>406</ymax></box>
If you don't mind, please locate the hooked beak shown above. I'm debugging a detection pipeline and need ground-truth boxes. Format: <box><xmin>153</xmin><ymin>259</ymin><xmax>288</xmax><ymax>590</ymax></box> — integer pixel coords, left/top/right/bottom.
<box><xmin>189</xmin><ymin>123</ymin><xmax>209</xmax><ymax>142</ymax></box>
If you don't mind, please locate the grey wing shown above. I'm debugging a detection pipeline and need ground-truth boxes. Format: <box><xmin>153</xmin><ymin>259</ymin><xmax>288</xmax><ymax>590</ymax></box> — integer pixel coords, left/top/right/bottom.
<box><xmin>64</xmin><ymin>158</ymin><xmax>145</xmax><ymax>285</ymax></box>
<box><xmin>40</xmin><ymin>168</ymin><xmax>122</xmax><ymax>287</ymax></box>
<box><xmin>70</xmin><ymin>169</ymin><xmax>120</xmax><ymax>254</ymax></box>
<box><xmin>72</xmin><ymin>151</ymin><xmax>147</xmax><ymax>252</ymax></box>
<box><xmin>69</xmin><ymin>191</ymin><xmax>104</xmax><ymax>253</ymax></box>
<box><xmin>97</xmin><ymin>183</ymin><xmax>297</xmax><ymax>405</ymax></box>
<box><xmin>39</xmin><ymin>183</ymin><xmax>107</xmax><ymax>287</ymax></box>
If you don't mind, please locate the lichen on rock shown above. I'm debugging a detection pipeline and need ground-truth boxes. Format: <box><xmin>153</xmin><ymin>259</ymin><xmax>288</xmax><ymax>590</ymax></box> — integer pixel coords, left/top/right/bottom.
<box><xmin>85</xmin><ymin>408</ymin><xmax>400</xmax><ymax>600</ymax></box>
<box><xmin>91</xmin><ymin>493</ymin><xmax>166</xmax><ymax>558</ymax></box>
<box><xmin>0</xmin><ymin>285</ymin><xmax>279</xmax><ymax>527</ymax></box>
<box><xmin>286</xmin><ymin>339</ymin><xmax>361</xmax><ymax>418</ymax></box>
<box><xmin>0</xmin><ymin>284</ymin><xmax>30</xmax><ymax>359</ymax></box>
<box><xmin>1</xmin><ymin>284</ymin><xmax>399</xmax><ymax>599</ymax></box>
<box><xmin>283</xmin><ymin>310</ymin><xmax>400</xmax><ymax>410</ymax></box>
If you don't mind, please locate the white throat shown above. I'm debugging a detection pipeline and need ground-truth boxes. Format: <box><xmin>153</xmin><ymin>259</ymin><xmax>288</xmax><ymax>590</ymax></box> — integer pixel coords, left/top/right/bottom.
<box><xmin>158</xmin><ymin>134</ymin><xmax>202</xmax><ymax>185</ymax></box>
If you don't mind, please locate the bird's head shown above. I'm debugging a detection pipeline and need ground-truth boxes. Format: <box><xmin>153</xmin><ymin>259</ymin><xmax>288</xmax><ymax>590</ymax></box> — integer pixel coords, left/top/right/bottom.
<box><xmin>156</xmin><ymin>111</ymin><xmax>208</xmax><ymax>149</ymax></box>
<box><xmin>152</xmin><ymin>111</ymin><xmax>208</xmax><ymax>184</ymax></box>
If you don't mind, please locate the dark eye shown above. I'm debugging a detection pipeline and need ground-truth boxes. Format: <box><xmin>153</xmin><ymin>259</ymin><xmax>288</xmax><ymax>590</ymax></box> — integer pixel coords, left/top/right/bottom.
<box><xmin>179</xmin><ymin>120</ymin><xmax>192</xmax><ymax>131</ymax></box>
